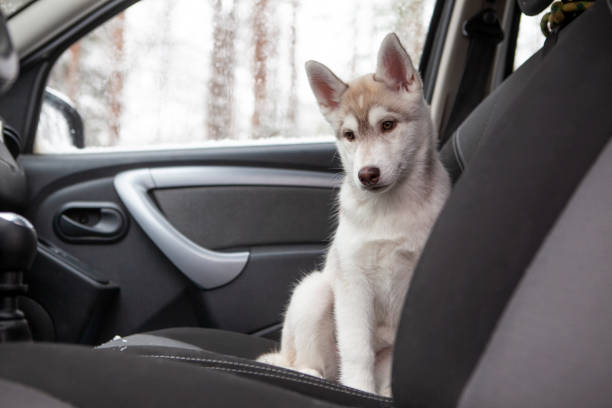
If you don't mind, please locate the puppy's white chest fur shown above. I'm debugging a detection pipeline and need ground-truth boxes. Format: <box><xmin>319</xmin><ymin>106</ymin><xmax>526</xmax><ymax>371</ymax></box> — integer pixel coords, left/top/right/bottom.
<box><xmin>332</xmin><ymin>186</ymin><xmax>429</xmax><ymax>340</ymax></box>
<box><xmin>340</xmin><ymin>214</ymin><xmax>413</xmax><ymax>274</ymax></box>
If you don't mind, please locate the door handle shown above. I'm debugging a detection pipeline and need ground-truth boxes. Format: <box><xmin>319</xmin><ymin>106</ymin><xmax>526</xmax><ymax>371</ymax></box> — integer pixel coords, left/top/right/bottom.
<box><xmin>54</xmin><ymin>202</ymin><xmax>128</xmax><ymax>243</ymax></box>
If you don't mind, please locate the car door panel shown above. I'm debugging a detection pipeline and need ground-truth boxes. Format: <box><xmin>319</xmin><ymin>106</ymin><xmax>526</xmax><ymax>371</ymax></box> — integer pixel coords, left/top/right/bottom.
<box><xmin>20</xmin><ymin>143</ymin><xmax>340</xmax><ymax>344</ymax></box>
<box><xmin>154</xmin><ymin>185</ymin><xmax>336</xmax><ymax>250</ymax></box>
<box><xmin>114</xmin><ymin>166</ymin><xmax>339</xmax><ymax>289</ymax></box>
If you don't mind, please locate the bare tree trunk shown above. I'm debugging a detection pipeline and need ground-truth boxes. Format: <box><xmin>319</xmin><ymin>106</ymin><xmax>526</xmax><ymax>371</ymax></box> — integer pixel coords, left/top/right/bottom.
<box><xmin>207</xmin><ymin>0</ymin><xmax>238</xmax><ymax>140</ymax></box>
<box><xmin>108</xmin><ymin>11</ymin><xmax>125</xmax><ymax>146</ymax></box>
<box><xmin>153</xmin><ymin>3</ymin><xmax>175</xmax><ymax>143</ymax></box>
<box><xmin>66</xmin><ymin>43</ymin><xmax>81</xmax><ymax>101</ymax></box>
<box><xmin>251</xmin><ymin>0</ymin><xmax>269</xmax><ymax>139</ymax></box>
<box><xmin>394</xmin><ymin>0</ymin><xmax>425</xmax><ymax>66</ymax></box>
<box><xmin>286</xmin><ymin>0</ymin><xmax>299</xmax><ymax>128</ymax></box>
<box><xmin>349</xmin><ymin>7</ymin><xmax>359</xmax><ymax>77</ymax></box>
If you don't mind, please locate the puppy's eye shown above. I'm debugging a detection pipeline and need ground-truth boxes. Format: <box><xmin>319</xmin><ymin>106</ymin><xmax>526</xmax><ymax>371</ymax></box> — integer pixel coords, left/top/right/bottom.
<box><xmin>381</xmin><ymin>120</ymin><xmax>396</xmax><ymax>132</ymax></box>
<box><xmin>343</xmin><ymin>130</ymin><xmax>355</xmax><ymax>141</ymax></box>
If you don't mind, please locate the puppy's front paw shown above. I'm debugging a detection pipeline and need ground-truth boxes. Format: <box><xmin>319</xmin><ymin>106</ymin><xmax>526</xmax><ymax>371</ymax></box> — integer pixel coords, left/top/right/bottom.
<box><xmin>297</xmin><ymin>367</ymin><xmax>324</xmax><ymax>378</ymax></box>
<box><xmin>257</xmin><ymin>352</ymin><xmax>289</xmax><ymax>368</ymax></box>
<box><xmin>378</xmin><ymin>385</ymin><xmax>392</xmax><ymax>398</ymax></box>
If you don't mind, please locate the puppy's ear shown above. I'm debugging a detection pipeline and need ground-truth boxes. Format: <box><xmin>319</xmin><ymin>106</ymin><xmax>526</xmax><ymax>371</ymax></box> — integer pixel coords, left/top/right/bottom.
<box><xmin>305</xmin><ymin>60</ymin><xmax>348</xmax><ymax>113</ymax></box>
<box><xmin>375</xmin><ymin>33</ymin><xmax>421</xmax><ymax>92</ymax></box>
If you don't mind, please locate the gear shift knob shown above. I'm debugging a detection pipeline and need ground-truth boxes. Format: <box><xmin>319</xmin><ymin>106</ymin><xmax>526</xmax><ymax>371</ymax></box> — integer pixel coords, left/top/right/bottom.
<box><xmin>0</xmin><ymin>212</ymin><xmax>37</xmax><ymax>342</ymax></box>
<box><xmin>0</xmin><ymin>213</ymin><xmax>37</xmax><ymax>272</ymax></box>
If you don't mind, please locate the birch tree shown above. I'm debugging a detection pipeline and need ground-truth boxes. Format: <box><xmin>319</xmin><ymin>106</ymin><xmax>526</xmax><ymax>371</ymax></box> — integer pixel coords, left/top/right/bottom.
<box><xmin>285</xmin><ymin>0</ymin><xmax>299</xmax><ymax>128</ymax></box>
<box><xmin>394</xmin><ymin>0</ymin><xmax>425</xmax><ymax>66</ymax></box>
<box><xmin>109</xmin><ymin>11</ymin><xmax>125</xmax><ymax>146</ymax></box>
<box><xmin>207</xmin><ymin>0</ymin><xmax>239</xmax><ymax>140</ymax></box>
<box><xmin>251</xmin><ymin>0</ymin><xmax>269</xmax><ymax>139</ymax></box>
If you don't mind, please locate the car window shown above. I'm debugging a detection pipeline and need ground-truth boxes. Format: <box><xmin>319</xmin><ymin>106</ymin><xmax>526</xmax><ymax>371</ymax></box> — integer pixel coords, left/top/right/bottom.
<box><xmin>514</xmin><ymin>9</ymin><xmax>548</xmax><ymax>69</ymax></box>
<box><xmin>35</xmin><ymin>0</ymin><xmax>435</xmax><ymax>154</ymax></box>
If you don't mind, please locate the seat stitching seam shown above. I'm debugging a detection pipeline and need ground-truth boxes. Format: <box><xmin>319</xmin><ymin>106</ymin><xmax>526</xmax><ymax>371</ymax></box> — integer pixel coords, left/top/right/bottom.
<box><xmin>142</xmin><ymin>354</ymin><xmax>392</xmax><ymax>402</ymax></box>
<box><xmin>453</xmin><ymin>126</ymin><xmax>466</xmax><ymax>170</ymax></box>
<box><xmin>144</xmin><ymin>354</ymin><xmax>389</xmax><ymax>402</ymax></box>
<box><xmin>209</xmin><ymin>366</ymin><xmax>394</xmax><ymax>406</ymax></box>
<box><xmin>144</xmin><ymin>354</ymin><xmax>326</xmax><ymax>382</ymax></box>
<box><xmin>144</xmin><ymin>354</ymin><xmax>308</xmax><ymax>378</ymax></box>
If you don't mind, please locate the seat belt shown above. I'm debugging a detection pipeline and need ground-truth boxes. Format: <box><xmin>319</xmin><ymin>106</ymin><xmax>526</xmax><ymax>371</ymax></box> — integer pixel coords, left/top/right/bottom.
<box><xmin>441</xmin><ymin>8</ymin><xmax>503</xmax><ymax>147</ymax></box>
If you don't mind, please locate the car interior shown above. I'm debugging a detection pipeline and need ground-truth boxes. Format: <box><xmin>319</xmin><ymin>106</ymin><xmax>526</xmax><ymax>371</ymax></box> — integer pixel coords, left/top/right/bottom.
<box><xmin>0</xmin><ymin>0</ymin><xmax>610</xmax><ymax>406</ymax></box>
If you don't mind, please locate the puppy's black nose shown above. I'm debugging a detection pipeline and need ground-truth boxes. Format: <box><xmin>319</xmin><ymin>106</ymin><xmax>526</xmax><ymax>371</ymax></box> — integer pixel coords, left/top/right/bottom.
<box><xmin>358</xmin><ymin>167</ymin><xmax>380</xmax><ymax>186</ymax></box>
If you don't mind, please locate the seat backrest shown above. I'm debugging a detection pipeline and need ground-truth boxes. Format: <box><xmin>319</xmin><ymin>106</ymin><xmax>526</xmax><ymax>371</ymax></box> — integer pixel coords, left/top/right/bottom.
<box><xmin>392</xmin><ymin>2</ymin><xmax>612</xmax><ymax>407</ymax></box>
<box><xmin>439</xmin><ymin>46</ymin><xmax>542</xmax><ymax>183</ymax></box>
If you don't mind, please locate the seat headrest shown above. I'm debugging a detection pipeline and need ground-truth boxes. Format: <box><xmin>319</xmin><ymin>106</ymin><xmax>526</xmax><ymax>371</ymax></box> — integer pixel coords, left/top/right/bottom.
<box><xmin>517</xmin><ymin>0</ymin><xmax>553</xmax><ymax>15</ymax></box>
<box><xmin>0</xmin><ymin>12</ymin><xmax>18</xmax><ymax>95</ymax></box>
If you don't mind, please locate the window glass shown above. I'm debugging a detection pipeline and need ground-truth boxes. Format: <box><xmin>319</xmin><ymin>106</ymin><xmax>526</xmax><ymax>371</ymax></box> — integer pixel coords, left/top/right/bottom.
<box><xmin>35</xmin><ymin>0</ymin><xmax>435</xmax><ymax>153</ymax></box>
<box><xmin>514</xmin><ymin>9</ymin><xmax>548</xmax><ymax>69</ymax></box>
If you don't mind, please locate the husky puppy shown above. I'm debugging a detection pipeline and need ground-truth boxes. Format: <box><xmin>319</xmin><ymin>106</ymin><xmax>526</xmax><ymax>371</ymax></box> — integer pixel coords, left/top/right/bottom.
<box><xmin>258</xmin><ymin>33</ymin><xmax>450</xmax><ymax>397</ymax></box>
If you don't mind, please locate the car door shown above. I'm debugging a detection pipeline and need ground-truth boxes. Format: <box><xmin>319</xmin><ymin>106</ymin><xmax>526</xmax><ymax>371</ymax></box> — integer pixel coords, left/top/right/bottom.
<box><xmin>22</xmin><ymin>141</ymin><xmax>340</xmax><ymax>344</ymax></box>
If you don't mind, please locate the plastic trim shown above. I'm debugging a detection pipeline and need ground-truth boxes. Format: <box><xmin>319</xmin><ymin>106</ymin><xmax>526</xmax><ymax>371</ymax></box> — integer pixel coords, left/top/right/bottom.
<box><xmin>422</xmin><ymin>0</ymin><xmax>456</xmax><ymax>103</ymax></box>
<box><xmin>149</xmin><ymin>166</ymin><xmax>340</xmax><ymax>190</ymax></box>
<box><xmin>114</xmin><ymin>166</ymin><xmax>340</xmax><ymax>289</ymax></box>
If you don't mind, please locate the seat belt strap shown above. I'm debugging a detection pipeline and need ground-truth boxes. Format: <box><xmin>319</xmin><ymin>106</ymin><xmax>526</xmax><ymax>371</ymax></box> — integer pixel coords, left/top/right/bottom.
<box><xmin>441</xmin><ymin>8</ymin><xmax>503</xmax><ymax>147</ymax></box>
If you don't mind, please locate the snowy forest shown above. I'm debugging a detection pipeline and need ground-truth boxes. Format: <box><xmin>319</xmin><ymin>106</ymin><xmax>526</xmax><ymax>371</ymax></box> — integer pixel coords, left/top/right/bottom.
<box><xmin>36</xmin><ymin>0</ymin><xmax>434</xmax><ymax>152</ymax></box>
<box><xmin>34</xmin><ymin>0</ymin><xmax>544</xmax><ymax>153</ymax></box>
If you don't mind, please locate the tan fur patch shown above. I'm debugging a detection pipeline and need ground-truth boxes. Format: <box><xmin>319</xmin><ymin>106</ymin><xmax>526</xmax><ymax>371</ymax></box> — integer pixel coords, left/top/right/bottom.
<box><xmin>340</xmin><ymin>74</ymin><xmax>412</xmax><ymax>135</ymax></box>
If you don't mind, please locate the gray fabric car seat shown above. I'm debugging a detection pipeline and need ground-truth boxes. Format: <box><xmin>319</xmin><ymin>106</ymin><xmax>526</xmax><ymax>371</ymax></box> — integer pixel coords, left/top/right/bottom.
<box><xmin>0</xmin><ymin>378</ymin><xmax>75</xmax><ymax>408</ymax></box>
<box><xmin>1</xmin><ymin>1</ymin><xmax>611</xmax><ymax>407</ymax></box>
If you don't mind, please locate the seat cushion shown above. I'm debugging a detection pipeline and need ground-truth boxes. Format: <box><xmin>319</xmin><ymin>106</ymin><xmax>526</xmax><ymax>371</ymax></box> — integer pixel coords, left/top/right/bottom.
<box><xmin>0</xmin><ymin>343</ymin><xmax>345</xmax><ymax>408</ymax></box>
<box><xmin>97</xmin><ymin>329</ymin><xmax>394</xmax><ymax>407</ymax></box>
<box><xmin>146</xmin><ymin>327</ymin><xmax>278</xmax><ymax>359</ymax></box>
<box><xmin>0</xmin><ymin>378</ymin><xmax>74</xmax><ymax>408</ymax></box>
<box><xmin>97</xmin><ymin>327</ymin><xmax>278</xmax><ymax>359</ymax></box>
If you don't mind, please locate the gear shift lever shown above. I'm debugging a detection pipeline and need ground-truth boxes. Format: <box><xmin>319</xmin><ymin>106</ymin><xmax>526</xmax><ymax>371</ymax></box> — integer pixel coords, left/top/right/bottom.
<box><xmin>0</xmin><ymin>212</ymin><xmax>37</xmax><ymax>342</ymax></box>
